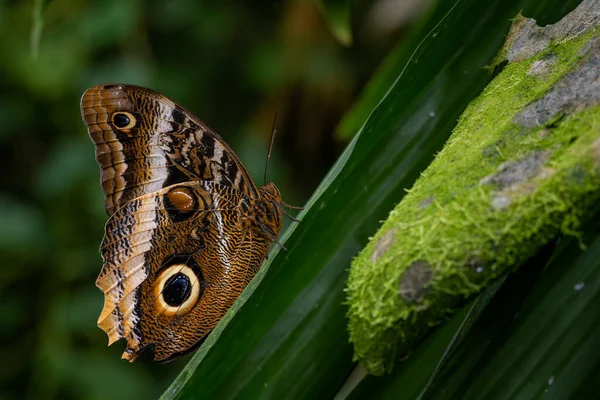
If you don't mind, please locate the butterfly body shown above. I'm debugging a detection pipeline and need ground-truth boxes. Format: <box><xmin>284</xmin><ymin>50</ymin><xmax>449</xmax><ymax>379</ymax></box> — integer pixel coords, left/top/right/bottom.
<box><xmin>81</xmin><ymin>84</ymin><xmax>283</xmax><ymax>361</ymax></box>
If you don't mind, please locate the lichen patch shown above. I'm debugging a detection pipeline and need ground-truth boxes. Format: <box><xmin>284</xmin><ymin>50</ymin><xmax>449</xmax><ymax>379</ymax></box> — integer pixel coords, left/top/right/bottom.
<box><xmin>398</xmin><ymin>261</ymin><xmax>433</xmax><ymax>303</ymax></box>
<box><xmin>481</xmin><ymin>151</ymin><xmax>551</xmax><ymax>189</ymax></box>
<box><xmin>505</xmin><ymin>17</ymin><xmax>552</xmax><ymax>63</ymax></box>
<box><xmin>420</xmin><ymin>195</ymin><xmax>435</xmax><ymax>209</ymax></box>
<box><xmin>528</xmin><ymin>54</ymin><xmax>558</xmax><ymax>76</ymax></box>
<box><xmin>371</xmin><ymin>228</ymin><xmax>397</xmax><ymax>262</ymax></box>
<box><xmin>491</xmin><ymin>193</ymin><xmax>512</xmax><ymax>210</ymax></box>
<box><xmin>579</xmin><ymin>35</ymin><xmax>600</xmax><ymax>57</ymax></box>
<box><xmin>504</xmin><ymin>0</ymin><xmax>600</xmax><ymax>63</ymax></box>
<box><xmin>515</xmin><ymin>38</ymin><xmax>600</xmax><ymax>127</ymax></box>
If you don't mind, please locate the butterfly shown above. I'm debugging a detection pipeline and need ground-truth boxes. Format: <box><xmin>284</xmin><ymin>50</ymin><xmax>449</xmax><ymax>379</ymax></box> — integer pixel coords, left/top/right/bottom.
<box><xmin>80</xmin><ymin>84</ymin><xmax>295</xmax><ymax>362</ymax></box>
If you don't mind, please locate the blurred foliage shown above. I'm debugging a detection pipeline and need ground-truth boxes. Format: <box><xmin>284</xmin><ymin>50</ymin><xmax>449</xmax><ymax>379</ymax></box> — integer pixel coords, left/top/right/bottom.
<box><xmin>0</xmin><ymin>0</ymin><xmax>429</xmax><ymax>399</ymax></box>
<box><xmin>316</xmin><ymin>0</ymin><xmax>352</xmax><ymax>46</ymax></box>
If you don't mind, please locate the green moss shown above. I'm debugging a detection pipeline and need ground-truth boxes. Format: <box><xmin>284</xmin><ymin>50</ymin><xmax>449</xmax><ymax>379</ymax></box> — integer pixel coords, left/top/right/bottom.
<box><xmin>347</xmin><ymin>11</ymin><xmax>600</xmax><ymax>376</ymax></box>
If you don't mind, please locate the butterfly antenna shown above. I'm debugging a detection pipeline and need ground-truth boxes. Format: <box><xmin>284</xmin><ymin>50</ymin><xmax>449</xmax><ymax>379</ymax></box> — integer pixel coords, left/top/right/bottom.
<box><xmin>264</xmin><ymin>111</ymin><xmax>278</xmax><ymax>186</ymax></box>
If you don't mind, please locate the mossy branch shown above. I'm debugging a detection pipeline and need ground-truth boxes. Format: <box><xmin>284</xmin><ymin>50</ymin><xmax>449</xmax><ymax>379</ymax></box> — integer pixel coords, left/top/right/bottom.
<box><xmin>346</xmin><ymin>0</ymin><xmax>600</xmax><ymax>376</ymax></box>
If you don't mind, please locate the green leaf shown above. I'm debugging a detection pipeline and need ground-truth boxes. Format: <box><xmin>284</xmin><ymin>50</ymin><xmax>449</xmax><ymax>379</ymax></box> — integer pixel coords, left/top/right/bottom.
<box><xmin>162</xmin><ymin>0</ymin><xmax>584</xmax><ymax>398</ymax></box>
<box><xmin>316</xmin><ymin>0</ymin><xmax>353</xmax><ymax>46</ymax></box>
<box><xmin>335</xmin><ymin>0</ymin><xmax>454</xmax><ymax>140</ymax></box>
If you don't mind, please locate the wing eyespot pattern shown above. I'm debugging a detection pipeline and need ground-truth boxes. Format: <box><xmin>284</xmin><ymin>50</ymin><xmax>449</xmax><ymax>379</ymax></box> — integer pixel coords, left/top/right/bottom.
<box><xmin>111</xmin><ymin>112</ymin><xmax>137</xmax><ymax>130</ymax></box>
<box><xmin>153</xmin><ymin>263</ymin><xmax>203</xmax><ymax>316</ymax></box>
<box><xmin>163</xmin><ymin>186</ymin><xmax>200</xmax><ymax>222</ymax></box>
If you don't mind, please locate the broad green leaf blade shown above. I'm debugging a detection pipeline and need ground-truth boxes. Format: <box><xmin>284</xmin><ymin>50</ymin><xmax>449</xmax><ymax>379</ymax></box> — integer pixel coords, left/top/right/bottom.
<box><xmin>316</xmin><ymin>0</ymin><xmax>352</xmax><ymax>46</ymax></box>
<box><xmin>335</xmin><ymin>0</ymin><xmax>455</xmax><ymax>140</ymax></box>
<box><xmin>163</xmin><ymin>1</ymin><xmax>583</xmax><ymax>399</ymax></box>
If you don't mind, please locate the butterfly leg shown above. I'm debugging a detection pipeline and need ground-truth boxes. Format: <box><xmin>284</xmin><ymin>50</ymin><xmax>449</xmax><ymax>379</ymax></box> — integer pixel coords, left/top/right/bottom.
<box><xmin>281</xmin><ymin>201</ymin><xmax>304</xmax><ymax>210</ymax></box>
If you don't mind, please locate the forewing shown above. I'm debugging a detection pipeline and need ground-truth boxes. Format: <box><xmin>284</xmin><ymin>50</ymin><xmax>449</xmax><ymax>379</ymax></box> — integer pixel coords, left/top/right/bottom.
<box><xmin>80</xmin><ymin>83</ymin><xmax>258</xmax><ymax>216</ymax></box>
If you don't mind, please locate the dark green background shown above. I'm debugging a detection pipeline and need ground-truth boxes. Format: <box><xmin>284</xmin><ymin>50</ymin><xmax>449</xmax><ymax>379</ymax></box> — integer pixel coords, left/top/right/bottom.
<box><xmin>0</xmin><ymin>1</ymin><xmax>412</xmax><ymax>398</ymax></box>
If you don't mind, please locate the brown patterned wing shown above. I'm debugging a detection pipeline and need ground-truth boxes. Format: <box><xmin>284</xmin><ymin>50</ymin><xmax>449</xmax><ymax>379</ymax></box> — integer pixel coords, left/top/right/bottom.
<box><xmin>80</xmin><ymin>84</ymin><xmax>258</xmax><ymax>216</ymax></box>
<box><xmin>97</xmin><ymin>181</ymin><xmax>273</xmax><ymax>361</ymax></box>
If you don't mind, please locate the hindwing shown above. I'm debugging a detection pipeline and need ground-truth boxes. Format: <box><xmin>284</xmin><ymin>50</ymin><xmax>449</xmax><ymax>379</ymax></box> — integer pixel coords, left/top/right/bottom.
<box><xmin>97</xmin><ymin>181</ymin><xmax>271</xmax><ymax>361</ymax></box>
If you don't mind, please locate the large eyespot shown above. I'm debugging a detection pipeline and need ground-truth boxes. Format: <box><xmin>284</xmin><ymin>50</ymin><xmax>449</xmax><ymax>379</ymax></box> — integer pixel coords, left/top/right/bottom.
<box><xmin>154</xmin><ymin>264</ymin><xmax>201</xmax><ymax>316</ymax></box>
<box><xmin>164</xmin><ymin>186</ymin><xmax>198</xmax><ymax>222</ymax></box>
<box><xmin>111</xmin><ymin>112</ymin><xmax>136</xmax><ymax>130</ymax></box>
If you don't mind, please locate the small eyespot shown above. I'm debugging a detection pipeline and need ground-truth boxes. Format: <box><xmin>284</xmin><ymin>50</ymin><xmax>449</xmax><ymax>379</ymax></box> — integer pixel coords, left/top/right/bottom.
<box><xmin>154</xmin><ymin>264</ymin><xmax>202</xmax><ymax>316</ymax></box>
<box><xmin>111</xmin><ymin>112</ymin><xmax>136</xmax><ymax>130</ymax></box>
<box><xmin>164</xmin><ymin>186</ymin><xmax>198</xmax><ymax>222</ymax></box>
<box><xmin>167</xmin><ymin>187</ymin><xmax>196</xmax><ymax>212</ymax></box>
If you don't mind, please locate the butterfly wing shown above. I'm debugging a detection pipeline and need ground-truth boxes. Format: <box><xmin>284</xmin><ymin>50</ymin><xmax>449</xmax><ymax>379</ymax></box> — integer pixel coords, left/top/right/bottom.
<box><xmin>80</xmin><ymin>83</ymin><xmax>258</xmax><ymax>216</ymax></box>
<box><xmin>81</xmin><ymin>84</ymin><xmax>277</xmax><ymax>361</ymax></box>
<box><xmin>97</xmin><ymin>181</ymin><xmax>271</xmax><ymax>361</ymax></box>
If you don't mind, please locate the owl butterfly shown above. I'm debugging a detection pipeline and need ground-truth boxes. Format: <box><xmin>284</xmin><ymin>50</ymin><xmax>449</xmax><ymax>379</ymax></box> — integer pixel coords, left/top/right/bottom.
<box><xmin>81</xmin><ymin>84</ymin><xmax>295</xmax><ymax>362</ymax></box>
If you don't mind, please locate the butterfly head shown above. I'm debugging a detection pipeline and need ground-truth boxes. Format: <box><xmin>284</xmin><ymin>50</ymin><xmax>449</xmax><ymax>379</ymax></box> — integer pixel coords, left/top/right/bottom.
<box><xmin>259</xmin><ymin>181</ymin><xmax>281</xmax><ymax>202</ymax></box>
